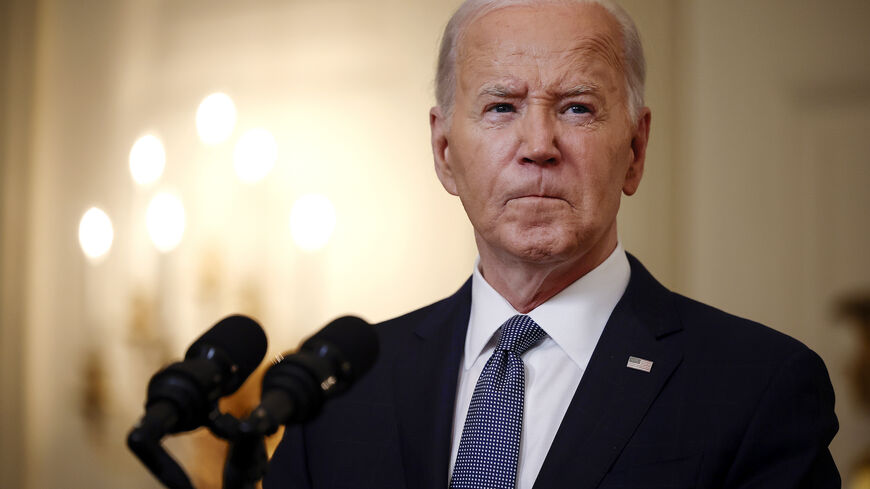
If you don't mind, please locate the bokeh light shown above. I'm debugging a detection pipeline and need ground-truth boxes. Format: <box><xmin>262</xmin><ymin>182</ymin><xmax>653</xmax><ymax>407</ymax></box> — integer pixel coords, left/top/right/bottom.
<box><xmin>129</xmin><ymin>134</ymin><xmax>166</xmax><ymax>185</ymax></box>
<box><xmin>196</xmin><ymin>92</ymin><xmax>237</xmax><ymax>144</ymax></box>
<box><xmin>233</xmin><ymin>128</ymin><xmax>277</xmax><ymax>183</ymax></box>
<box><xmin>289</xmin><ymin>194</ymin><xmax>336</xmax><ymax>252</ymax></box>
<box><xmin>78</xmin><ymin>207</ymin><xmax>114</xmax><ymax>260</ymax></box>
<box><xmin>146</xmin><ymin>192</ymin><xmax>185</xmax><ymax>253</ymax></box>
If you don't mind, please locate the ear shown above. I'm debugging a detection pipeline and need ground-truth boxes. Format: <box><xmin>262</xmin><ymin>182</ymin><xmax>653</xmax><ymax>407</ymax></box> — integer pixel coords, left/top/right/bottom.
<box><xmin>430</xmin><ymin>106</ymin><xmax>458</xmax><ymax>196</ymax></box>
<box><xmin>622</xmin><ymin>107</ymin><xmax>651</xmax><ymax>196</ymax></box>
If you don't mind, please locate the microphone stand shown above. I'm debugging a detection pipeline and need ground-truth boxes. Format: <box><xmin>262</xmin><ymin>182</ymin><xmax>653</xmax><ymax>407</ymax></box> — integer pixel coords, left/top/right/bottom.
<box><xmin>209</xmin><ymin>412</ymin><xmax>269</xmax><ymax>489</ymax></box>
<box><xmin>127</xmin><ymin>402</ymin><xmax>200</xmax><ymax>489</ymax></box>
<box><xmin>128</xmin><ymin>404</ymin><xmax>269</xmax><ymax>489</ymax></box>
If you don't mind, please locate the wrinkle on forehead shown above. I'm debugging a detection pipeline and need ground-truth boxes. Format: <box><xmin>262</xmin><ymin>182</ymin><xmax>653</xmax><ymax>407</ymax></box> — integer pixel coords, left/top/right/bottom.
<box><xmin>568</xmin><ymin>34</ymin><xmax>624</xmax><ymax>77</ymax></box>
<box><xmin>455</xmin><ymin>5</ymin><xmax>626</xmax><ymax>98</ymax></box>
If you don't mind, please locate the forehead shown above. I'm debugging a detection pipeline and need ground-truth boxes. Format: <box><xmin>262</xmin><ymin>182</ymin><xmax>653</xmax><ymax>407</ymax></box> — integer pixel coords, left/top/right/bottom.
<box><xmin>456</xmin><ymin>3</ymin><xmax>625</xmax><ymax>95</ymax></box>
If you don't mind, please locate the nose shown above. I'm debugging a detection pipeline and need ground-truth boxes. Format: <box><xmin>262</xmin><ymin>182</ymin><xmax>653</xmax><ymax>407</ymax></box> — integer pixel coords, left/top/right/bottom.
<box><xmin>518</xmin><ymin>107</ymin><xmax>560</xmax><ymax>165</ymax></box>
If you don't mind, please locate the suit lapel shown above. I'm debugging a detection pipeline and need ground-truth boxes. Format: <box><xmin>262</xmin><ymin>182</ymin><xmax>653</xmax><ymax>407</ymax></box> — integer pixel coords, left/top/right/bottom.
<box><xmin>533</xmin><ymin>255</ymin><xmax>684</xmax><ymax>489</ymax></box>
<box><xmin>393</xmin><ymin>279</ymin><xmax>471</xmax><ymax>489</ymax></box>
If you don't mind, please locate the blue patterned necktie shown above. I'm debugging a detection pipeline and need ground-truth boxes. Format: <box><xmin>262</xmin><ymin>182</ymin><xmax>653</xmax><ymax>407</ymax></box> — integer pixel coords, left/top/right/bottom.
<box><xmin>450</xmin><ymin>314</ymin><xmax>547</xmax><ymax>489</ymax></box>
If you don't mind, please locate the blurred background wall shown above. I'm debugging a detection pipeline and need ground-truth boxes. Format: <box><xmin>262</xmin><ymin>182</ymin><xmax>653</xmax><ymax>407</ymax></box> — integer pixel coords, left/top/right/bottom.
<box><xmin>1</xmin><ymin>0</ymin><xmax>868</xmax><ymax>487</ymax></box>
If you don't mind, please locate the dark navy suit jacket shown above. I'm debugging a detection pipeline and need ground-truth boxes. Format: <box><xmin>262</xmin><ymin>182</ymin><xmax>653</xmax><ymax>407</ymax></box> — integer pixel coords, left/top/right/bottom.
<box><xmin>264</xmin><ymin>254</ymin><xmax>840</xmax><ymax>488</ymax></box>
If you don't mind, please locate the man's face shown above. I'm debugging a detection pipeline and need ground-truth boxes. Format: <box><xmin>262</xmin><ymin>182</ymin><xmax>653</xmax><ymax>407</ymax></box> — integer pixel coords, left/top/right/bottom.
<box><xmin>431</xmin><ymin>3</ymin><xmax>650</xmax><ymax>268</ymax></box>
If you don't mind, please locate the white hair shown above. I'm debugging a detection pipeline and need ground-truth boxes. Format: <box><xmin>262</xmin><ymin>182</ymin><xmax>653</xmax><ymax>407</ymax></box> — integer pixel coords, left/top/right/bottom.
<box><xmin>435</xmin><ymin>0</ymin><xmax>646</xmax><ymax>120</ymax></box>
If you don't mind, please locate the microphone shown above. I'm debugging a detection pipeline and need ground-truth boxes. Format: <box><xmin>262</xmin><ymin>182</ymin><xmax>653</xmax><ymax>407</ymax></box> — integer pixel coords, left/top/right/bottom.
<box><xmin>241</xmin><ymin>316</ymin><xmax>379</xmax><ymax>436</ymax></box>
<box><xmin>129</xmin><ymin>314</ymin><xmax>268</xmax><ymax>441</ymax></box>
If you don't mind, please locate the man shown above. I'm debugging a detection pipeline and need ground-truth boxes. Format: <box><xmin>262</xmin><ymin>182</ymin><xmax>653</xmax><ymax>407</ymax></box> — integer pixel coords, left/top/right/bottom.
<box><xmin>265</xmin><ymin>0</ymin><xmax>840</xmax><ymax>487</ymax></box>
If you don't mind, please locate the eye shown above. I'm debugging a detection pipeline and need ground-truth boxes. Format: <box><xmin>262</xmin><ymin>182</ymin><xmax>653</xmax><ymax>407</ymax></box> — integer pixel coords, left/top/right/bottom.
<box><xmin>488</xmin><ymin>103</ymin><xmax>515</xmax><ymax>113</ymax></box>
<box><xmin>567</xmin><ymin>104</ymin><xmax>591</xmax><ymax>114</ymax></box>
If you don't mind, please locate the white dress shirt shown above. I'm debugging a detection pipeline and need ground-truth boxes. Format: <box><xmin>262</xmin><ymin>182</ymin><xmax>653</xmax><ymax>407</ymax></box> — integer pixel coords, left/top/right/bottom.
<box><xmin>448</xmin><ymin>244</ymin><xmax>631</xmax><ymax>489</ymax></box>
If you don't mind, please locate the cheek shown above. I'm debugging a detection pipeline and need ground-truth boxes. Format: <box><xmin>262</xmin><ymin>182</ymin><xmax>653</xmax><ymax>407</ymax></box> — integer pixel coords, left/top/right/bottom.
<box><xmin>453</xmin><ymin>129</ymin><xmax>518</xmax><ymax>203</ymax></box>
<box><xmin>567</xmin><ymin>136</ymin><xmax>631</xmax><ymax>207</ymax></box>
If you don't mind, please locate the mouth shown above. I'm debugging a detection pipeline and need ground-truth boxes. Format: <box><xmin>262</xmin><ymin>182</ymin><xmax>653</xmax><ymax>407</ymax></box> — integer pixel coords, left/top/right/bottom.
<box><xmin>506</xmin><ymin>194</ymin><xmax>565</xmax><ymax>203</ymax></box>
<box><xmin>504</xmin><ymin>193</ymin><xmax>575</xmax><ymax>210</ymax></box>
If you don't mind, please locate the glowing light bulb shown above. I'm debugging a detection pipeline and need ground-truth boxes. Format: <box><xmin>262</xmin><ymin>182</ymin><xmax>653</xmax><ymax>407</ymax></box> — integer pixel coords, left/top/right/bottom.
<box><xmin>146</xmin><ymin>192</ymin><xmax>185</xmax><ymax>253</ymax></box>
<box><xmin>129</xmin><ymin>134</ymin><xmax>166</xmax><ymax>185</ymax></box>
<box><xmin>234</xmin><ymin>128</ymin><xmax>277</xmax><ymax>183</ymax></box>
<box><xmin>289</xmin><ymin>194</ymin><xmax>336</xmax><ymax>252</ymax></box>
<box><xmin>79</xmin><ymin>207</ymin><xmax>113</xmax><ymax>260</ymax></box>
<box><xmin>196</xmin><ymin>93</ymin><xmax>236</xmax><ymax>144</ymax></box>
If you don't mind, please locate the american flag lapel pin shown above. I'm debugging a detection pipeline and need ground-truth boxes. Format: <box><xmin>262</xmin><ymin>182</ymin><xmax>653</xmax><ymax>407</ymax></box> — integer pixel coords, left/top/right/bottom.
<box><xmin>627</xmin><ymin>356</ymin><xmax>654</xmax><ymax>373</ymax></box>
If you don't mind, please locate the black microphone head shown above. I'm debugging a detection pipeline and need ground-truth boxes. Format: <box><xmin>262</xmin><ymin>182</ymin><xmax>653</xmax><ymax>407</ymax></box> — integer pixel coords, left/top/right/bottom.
<box><xmin>185</xmin><ymin>314</ymin><xmax>268</xmax><ymax>392</ymax></box>
<box><xmin>301</xmin><ymin>315</ymin><xmax>378</xmax><ymax>382</ymax></box>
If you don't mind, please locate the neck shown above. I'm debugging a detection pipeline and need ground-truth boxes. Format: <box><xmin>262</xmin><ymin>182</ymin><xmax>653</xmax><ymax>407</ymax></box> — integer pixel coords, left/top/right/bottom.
<box><xmin>476</xmin><ymin>230</ymin><xmax>618</xmax><ymax>314</ymax></box>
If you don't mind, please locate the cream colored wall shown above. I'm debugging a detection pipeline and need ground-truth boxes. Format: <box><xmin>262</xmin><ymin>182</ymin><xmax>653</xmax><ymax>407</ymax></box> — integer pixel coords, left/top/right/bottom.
<box><xmin>3</xmin><ymin>0</ymin><xmax>868</xmax><ymax>487</ymax></box>
<box><xmin>0</xmin><ymin>0</ymin><xmax>36</xmax><ymax>487</ymax></box>
<box><xmin>617</xmin><ymin>0</ymin><xmax>684</xmax><ymax>289</ymax></box>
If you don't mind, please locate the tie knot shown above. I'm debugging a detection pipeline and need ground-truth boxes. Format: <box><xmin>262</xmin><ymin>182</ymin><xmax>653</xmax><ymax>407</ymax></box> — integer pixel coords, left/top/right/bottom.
<box><xmin>496</xmin><ymin>314</ymin><xmax>546</xmax><ymax>355</ymax></box>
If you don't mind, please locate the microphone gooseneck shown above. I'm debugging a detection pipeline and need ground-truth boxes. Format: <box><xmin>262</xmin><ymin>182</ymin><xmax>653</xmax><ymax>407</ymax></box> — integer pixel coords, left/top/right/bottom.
<box><xmin>127</xmin><ymin>314</ymin><xmax>268</xmax><ymax>489</ymax></box>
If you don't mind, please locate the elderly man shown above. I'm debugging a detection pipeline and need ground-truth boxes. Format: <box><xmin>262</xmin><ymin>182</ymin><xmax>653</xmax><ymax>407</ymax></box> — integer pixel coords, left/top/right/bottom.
<box><xmin>265</xmin><ymin>0</ymin><xmax>839</xmax><ymax>488</ymax></box>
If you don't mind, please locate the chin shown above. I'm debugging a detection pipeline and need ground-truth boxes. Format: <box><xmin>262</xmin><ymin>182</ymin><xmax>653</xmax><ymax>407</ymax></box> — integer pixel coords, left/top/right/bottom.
<box><xmin>503</xmin><ymin>227</ymin><xmax>579</xmax><ymax>263</ymax></box>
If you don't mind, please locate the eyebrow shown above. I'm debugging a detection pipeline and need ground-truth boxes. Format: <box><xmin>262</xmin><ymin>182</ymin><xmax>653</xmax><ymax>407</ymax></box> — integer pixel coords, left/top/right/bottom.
<box><xmin>478</xmin><ymin>85</ymin><xmax>513</xmax><ymax>98</ymax></box>
<box><xmin>478</xmin><ymin>85</ymin><xmax>520</xmax><ymax>98</ymax></box>
<box><xmin>561</xmin><ymin>84</ymin><xmax>601</xmax><ymax>97</ymax></box>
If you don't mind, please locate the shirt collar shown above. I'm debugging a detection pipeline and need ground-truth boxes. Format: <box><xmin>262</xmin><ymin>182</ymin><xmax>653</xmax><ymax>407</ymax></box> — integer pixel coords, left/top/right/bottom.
<box><xmin>465</xmin><ymin>242</ymin><xmax>631</xmax><ymax>371</ymax></box>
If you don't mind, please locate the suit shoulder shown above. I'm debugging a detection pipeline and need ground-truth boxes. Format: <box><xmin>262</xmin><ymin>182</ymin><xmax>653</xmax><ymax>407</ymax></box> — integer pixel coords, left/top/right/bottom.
<box><xmin>375</xmin><ymin>296</ymin><xmax>449</xmax><ymax>331</ymax></box>
<box><xmin>371</xmin><ymin>277</ymin><xmax>472</xmax><ymax>344</ymax></box>
<box><xmin>670</xmin><ymin>292</ymin><xmax>814</xmax><ymax>361</ymax></box>
<box><xmin>626</xmin><ymin>253</ymin><xmax>812</xmax><ymax>361</ymax></box>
